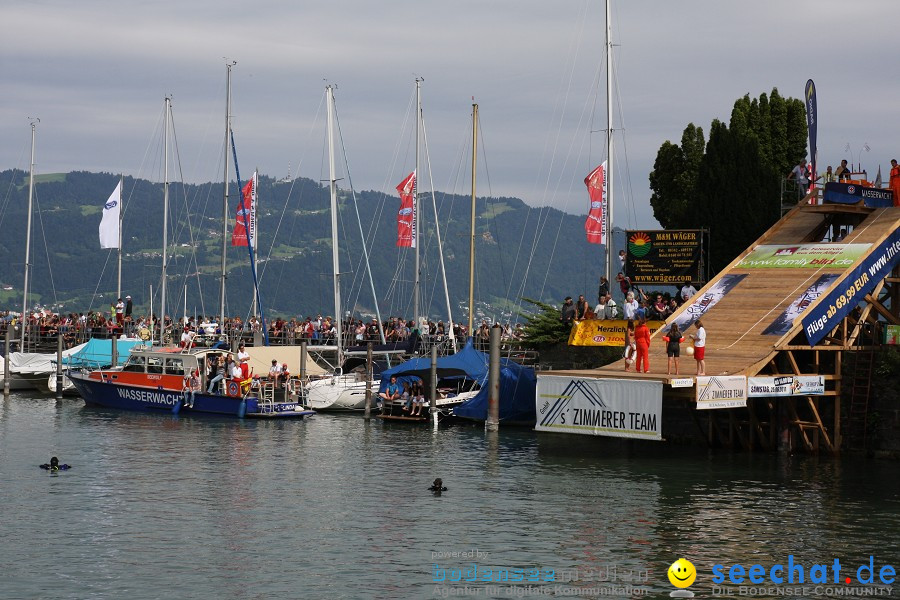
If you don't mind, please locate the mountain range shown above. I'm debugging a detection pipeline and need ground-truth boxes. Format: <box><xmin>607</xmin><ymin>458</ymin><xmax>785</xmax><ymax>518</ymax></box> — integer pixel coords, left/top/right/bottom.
<box><xmin>0</xmin><ymin>169</ymin><xmax>626</xmax><ymax>321</ymax></box>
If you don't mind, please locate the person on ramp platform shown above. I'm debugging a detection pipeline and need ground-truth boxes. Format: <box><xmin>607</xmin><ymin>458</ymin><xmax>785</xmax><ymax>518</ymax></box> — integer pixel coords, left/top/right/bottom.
<box><xmin>689</xmin><ymin>320</ymin><xmax>707</xmax><ymax>376</ymax></box>
<box><xmin>634</xmin><ymin>317</ymin><xmax>651</xmax><ymax>374</ymax></box>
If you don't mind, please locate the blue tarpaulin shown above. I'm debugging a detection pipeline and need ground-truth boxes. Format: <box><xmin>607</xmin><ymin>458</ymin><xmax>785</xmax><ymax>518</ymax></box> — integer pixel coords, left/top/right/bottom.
<box><xmin>60</xmin><ymin>338</ymin><xmax>150</xmax><ymax>368</ymax></box>
<box><xmin>377</xmin><ymin>339</ymin><xmax>537</xmax><ymax>425</ymax></box>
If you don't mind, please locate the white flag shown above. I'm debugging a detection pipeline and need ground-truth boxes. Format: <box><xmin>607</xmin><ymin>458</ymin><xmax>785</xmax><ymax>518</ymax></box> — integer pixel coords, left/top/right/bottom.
<box><xmin>99</xmin><ymin>181</ymin><xmax>121</xmax><ymax>249</ymax></box>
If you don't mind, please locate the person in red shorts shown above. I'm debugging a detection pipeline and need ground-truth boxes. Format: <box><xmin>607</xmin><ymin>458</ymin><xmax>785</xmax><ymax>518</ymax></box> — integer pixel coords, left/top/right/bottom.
<box><xmin>689</xmin><ymin>320</ymin><xmax>706</xmax><ymax>376</ymax></box>
<box><xmin>634</xmin><ymin>317</ymin><xmax>651</xmax><ymax>373</ymax></box>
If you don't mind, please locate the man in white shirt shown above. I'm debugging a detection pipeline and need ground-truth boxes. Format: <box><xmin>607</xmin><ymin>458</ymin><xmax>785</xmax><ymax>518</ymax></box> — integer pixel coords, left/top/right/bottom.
<box><xmin>594</xmin><ymin>293</ymin><xmax>618</xmax><ymax>319</ymax></box>
<box><xmin>180</xmin><ymin>326</ymin><xmax>195</xmax><ymax>348</ymax></box>
<box><xmin>680</xmin><ymin>280</ymin><xmax>698</xmax><ymax>304</ymax></box>
<box><xmin>622</xmin><ymin>292</ymin><xmax>639</xmax><ymax>320</ymax></box>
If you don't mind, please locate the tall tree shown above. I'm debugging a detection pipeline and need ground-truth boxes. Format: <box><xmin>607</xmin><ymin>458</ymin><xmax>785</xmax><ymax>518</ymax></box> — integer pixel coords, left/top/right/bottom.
<box><xmin>648</xmin><ymin>88</ymin><xmax>807</xmax><ymax>277</ymax></box>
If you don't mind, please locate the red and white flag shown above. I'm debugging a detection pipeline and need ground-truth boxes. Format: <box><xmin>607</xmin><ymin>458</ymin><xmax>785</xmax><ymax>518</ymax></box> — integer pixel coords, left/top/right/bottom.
<box><xmin>584</xmin><ymin>161</ymin><xmax>607</xmax><ymax>245</ymax></box>
<box><xmin>232</xmin><ymin>170</ymin><xmax>257</xmax><ymax>247</ymax></box>
<box><xmin>396</xmin><ymin>171</ymin><xmax>416</xmax><ymax>248</ymax></box>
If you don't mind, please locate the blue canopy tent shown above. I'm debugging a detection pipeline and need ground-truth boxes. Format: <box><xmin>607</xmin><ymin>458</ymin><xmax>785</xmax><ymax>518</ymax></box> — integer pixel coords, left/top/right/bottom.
<box><xmin>377</xmin><ymin>339</ymin><xmax>536</xmax><ymax>424</ymax></box>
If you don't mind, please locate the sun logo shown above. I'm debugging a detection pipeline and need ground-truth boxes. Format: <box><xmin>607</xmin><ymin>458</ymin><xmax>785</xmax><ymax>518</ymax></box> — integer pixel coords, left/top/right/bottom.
<box><xmin>628</xmin><ymin>232</ymin><xmax>652</xmax><ymax>257</ymax></box>
<box><xmin>667</xmin><ymin>558</ymin><xmax>696</xmax><ymax>597</ymax></box>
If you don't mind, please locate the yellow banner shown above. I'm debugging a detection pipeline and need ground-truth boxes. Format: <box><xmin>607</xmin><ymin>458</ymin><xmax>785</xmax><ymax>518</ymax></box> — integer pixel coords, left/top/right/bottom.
<box><xmin>568</xmin><ymin>319</ymin><xmax>667</xmax><ymax>346</ymax></box>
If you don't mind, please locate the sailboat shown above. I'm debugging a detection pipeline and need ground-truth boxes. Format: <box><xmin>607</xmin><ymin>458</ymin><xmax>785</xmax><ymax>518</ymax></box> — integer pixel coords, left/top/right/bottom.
<box><xmin>69</xmin><ymin>95</ymin><xmax>312</xmax><ymax>419</ymax></box>
<box><xmin>304</xmin><ymin>85</ymin><xmax>376</xmax><ymax>411</ymax></box>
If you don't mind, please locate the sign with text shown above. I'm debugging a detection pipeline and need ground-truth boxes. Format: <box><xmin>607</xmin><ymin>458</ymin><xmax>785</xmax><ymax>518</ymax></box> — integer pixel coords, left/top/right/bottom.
<box><xmin>747</xmin><ymin>376</ymin><xmax>825</xmax><ymax>397</ymax></box>
<box><xmin>536</xmin><ymin>375</ymin><xmax>662</xmax><ymax>440</ymax></box>
<box><xmin>802</xmin><ymin>229</ymin><xmax>900</xmax><ymax>345</ymax></box>
<box><xmin>625</xmin><ymin>229</ymin><xmax>703</xmax><ymax>284</ymax></box>
<box><xmin>737</xmin><ymin>244</ymin><xmax>870</xmax><ymax>269</ymax></box>
<box><xmin>823</xmin><ymin>182</ymin><xmax>894</xmax><ymax>208</ymax></box>
<box><xmin>568</xmin><ymin>319</ymin><xmax>666</xmax><ymax>347</ymax></box>
<box><xmin>696</xmin><ymin>376</ymin><xmax>747</xmax><ymax>410</ymax></box>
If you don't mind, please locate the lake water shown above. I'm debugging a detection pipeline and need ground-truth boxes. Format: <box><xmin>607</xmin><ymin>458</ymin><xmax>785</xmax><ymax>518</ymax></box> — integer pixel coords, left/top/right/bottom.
<box><xmin>2</xmin><ymin>390</ymin><xmax>899</xmax><ymax>600</ymax></box>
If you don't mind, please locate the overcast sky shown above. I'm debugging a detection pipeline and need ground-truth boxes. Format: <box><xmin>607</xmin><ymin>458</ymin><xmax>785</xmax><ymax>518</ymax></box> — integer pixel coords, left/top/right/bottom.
<box><xmin>3</xmin><ymin>0</ymin><xmax>898</xmax><ymax>229</ymax></box>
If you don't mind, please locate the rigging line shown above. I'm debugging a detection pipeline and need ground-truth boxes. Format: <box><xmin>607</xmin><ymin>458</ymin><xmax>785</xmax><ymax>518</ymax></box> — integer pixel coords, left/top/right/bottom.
<box><xmin>0</xmin><ymin>137</ymin><xmax>32</xmax><ymax>232</ymax></box>
<box><xmin>524</xmin><ymin>53</ymin><xmax>603</xmax><ymax>306</ymax></box>
<box><xmin>170</xmin><ymin>113</ymin><xmax>203</xmax><ymax>304</ymax></box>
<box><xmin>87</xmin><ymin>249</ymin><xmax>115</xmax><ymax>316</ymax></box>
<box><xmin>536</xmin><ymin>75</ymin><xmax>600</xmax><ymax>303</ymax></box>
<box><xmin>612</xmin><ymin>63</ymin><xmax>638</xmax><ymax>229</ymax></box>
<box><xmin>32</xmin><ymin>189</ymin><xmax>59</xmax><ymax>308</ymax></box>
<box><xmin>122</xmin><ymin>103</ymin><xmax>168</xmax><ymax>222</ymax></box>
<box><xmin>258</xmin><ymin>92</ymin><xmax>326</xmax><ymax>288</ymax></box>
<box><xmin>505</xmin><ymin>0</ymin><xmax>591</xmax><ymax>308</ymax></box>
<box><xmin>335</xmin><ymin>109</ymin><xmax>386</xmax><ymax>343</ymax></box>
<box><xmin>475</xmin><ymin>113</ymin><xmax>512</xmax><ymax>314</ymax></box>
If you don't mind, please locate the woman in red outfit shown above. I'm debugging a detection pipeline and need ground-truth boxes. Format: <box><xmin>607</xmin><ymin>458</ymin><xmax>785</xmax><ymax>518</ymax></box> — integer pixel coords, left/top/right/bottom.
<box><xmin>890</xmin><ymin>159</ymin><xmax>900</xmax><ymax>207</ymax></box>
<box><xmin>634</xmin><ymin>317</ymin><xmax>651</xmax><ymax>373</ymax></box>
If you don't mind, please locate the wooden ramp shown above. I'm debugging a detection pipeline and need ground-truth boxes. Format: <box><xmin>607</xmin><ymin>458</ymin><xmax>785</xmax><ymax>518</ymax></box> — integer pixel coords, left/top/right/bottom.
<box><xmin>565</xmin><ymin>203</ymin><xmax>900</xmax><ymax>381</ymax></box>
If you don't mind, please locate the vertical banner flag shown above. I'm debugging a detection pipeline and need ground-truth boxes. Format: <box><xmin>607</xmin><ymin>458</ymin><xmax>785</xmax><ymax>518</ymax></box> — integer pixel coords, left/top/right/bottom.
<box><xmin>805</xmin><ymin>79</ymin><xmax>817</xmax><ymax>194</ymax></box>
<box><xmin>99</xmin><ymin>181</ymin><xmax>122</xmax><ymax>249</ymax></box>
<box><xmin>396</xmin><ymin>171</ymin><xmax>416</xmax><ymax>248</ymax></box>
<box><xmin>232</xmin><ymin>170</ymin><xmax>257</xmax><ymax>247</ymax></box>
<box><xmin>584</xmin><ymin>161</ymin><xmax>607</xmax><ymax>245</ymax></box>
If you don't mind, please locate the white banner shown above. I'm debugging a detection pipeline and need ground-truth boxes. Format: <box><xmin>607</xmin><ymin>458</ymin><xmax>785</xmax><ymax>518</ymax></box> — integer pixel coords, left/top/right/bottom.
<box><xmin>696</xmin><ymin>375</ymin><xmax>747</xmax><ymax>410</ymax></box>
<box><xmin>747</xmin><ymin>376</ymin><xmax>825</xmax><ymax>397</ymax></box>
<box><xmin>98</xmin><ymin>181</ymin><xmax>121</xmax><ymax>249</ymax></box>
<box><xmin>535</xmin><ymin>375</ymin><xmax>662</xmax><ymax>440</ymax></box>
<box><xmin>670</xmin><ymin>378</ymin><xmax>694</xmax><ymax>388</ymax></box>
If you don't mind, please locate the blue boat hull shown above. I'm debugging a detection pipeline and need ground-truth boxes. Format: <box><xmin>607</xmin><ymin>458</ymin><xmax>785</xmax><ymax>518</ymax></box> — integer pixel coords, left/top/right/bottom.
<box><xmin>69</xmin><ymin>374</ymin><xmax>312</xmax><ymax>419</ymax></box>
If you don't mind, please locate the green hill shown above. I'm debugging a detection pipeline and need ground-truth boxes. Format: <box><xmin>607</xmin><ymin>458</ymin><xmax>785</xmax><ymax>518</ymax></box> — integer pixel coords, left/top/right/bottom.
<box><xmin>0</xmin><ymin>169</ymin><xmax>623</xmax><ymax>321</ymax></box>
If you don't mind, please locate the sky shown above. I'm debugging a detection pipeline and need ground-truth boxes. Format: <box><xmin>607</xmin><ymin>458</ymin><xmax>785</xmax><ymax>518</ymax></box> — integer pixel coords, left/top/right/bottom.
<box><xmin>3</xmin><ymin>0</ymin><xmax>899</xmax><ymax>231</ymax></box>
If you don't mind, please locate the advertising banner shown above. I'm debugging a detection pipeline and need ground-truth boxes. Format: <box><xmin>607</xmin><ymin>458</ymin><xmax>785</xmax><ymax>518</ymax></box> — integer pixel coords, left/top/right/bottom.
<box><xmin>823</xmin><ymin>182</ymin><xmax>894</xmax><ymax>208</ymax></box>
<box><xmin>584</xmin><ymin>162</ymin><xmax>607</xmax><ymax>245</ymax></box>
<box><xmin>568</xmin><ymin>319</ymin><xmax>666</xmax><ymax>347</ymax></box>
<box><xmin>625</xmin><ymin>230</ymin><xmax>702</xmax><ymax>284</ymax></box>
<box><xmin>885</xmin><ymin>325</ymin><xmax>900</xmax><ymax>345</ymax></box>
<box><xmin>805</xmin><ymin>79</ymin><xmax>817</xmax><ymax>188</ymax></box>
<box><xmin>696</xmin><ymin>376</ymin><xmax>747</xmax><ymax>410</ymax></box>
<box><xmin>748</xmin><ymin>376</ymin><xmax>825</xmax><ymax>397</ymax></box>
<box><xmin>737</xmin><ymin>244</ymin><xmax>870</xmax><ymax>269</ymax></box>
<box><xmin>762</xmin><ymin>274</ymin><xmax>839</xmax><ymax>336</ymax></box>
<box><xmin>536</xmin><ymin>375</ymin><xmax>662</xmax><ymax>440</ymax></box>
<box><xmin>671</xmin><ymin>274</ymin><xmax>746</xmax><ymax>331</ymax></box>
<box><xmin>802</xmin><ymin>228</ymin><xmax>900</xmax><ymax>346</ymax></box>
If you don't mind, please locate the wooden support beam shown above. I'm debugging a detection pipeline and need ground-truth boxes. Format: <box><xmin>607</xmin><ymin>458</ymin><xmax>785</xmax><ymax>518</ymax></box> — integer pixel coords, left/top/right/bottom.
<box><xmin>787</xmin><ymin>398</ymin><xmax>814</xmax><ymax>451</ymax></box>
<box><xmin>835</xmin><ymin>351</ymin><xmax>842</xmax><ymax>452</ymax></box>
<box><xmin>863</xmin><ymin>293</ymin><xmax>900</xmax><ymax>325</ymax></box>
<box><xmin>747</xmin><ymin>401</ymin><xmax>771</xmax><ymax>451</ymax></box>
<box><xmin>805</xmin><ymin>396</ymin><xmax>834</xmax><ymax>452</ymax></box>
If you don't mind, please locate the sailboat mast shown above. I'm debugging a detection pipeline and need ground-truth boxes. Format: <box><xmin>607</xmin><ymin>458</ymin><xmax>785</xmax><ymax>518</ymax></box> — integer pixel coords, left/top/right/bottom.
<box><xmin>21</xmin><ymin>119</ymin><xmax>37</xmax><ymax>348</ymax></box>
<box><xmin>160</xmin><ymin>97</ymin><xmax>171</xmax><ymax>345</ymax></box>
<box><xmin>251</xmin><ymin>170</ymin><xmax>258</xmax><ymax>318</ymax></box>
<box><xmin>220</xmin><ymin>61</ymin><xmax>235</xmax><ymax>325</ymax></box>
<box><xmin>605</xmin><ymin>0</ymin><xmax>615</xmax><ymax>283</ymax></box>
<box><xmin>326</xmin><ymin>85</ymin><xmax>343</xmax><ymax>365</ymax></box>
<box><xmin>468</xmin><ymin>103</ymin><xmax>478</xmax><ymax>335</ymax></box>
<box><xmin>117</xmin><ymin>174</ymin><xmax>123</xmax><ymax>298</ymax></box>
<box><xmin>413</xmin><ymin>78</ymin><xmax>422</xmax><ymax>330</ymax></box>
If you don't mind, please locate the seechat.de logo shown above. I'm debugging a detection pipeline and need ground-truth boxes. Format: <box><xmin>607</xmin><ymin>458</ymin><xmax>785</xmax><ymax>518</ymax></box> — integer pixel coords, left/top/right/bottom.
<box><xmin>712</xmin><ymin>555</ymin><xmax>895</xmax><ymax>586</ymax></box>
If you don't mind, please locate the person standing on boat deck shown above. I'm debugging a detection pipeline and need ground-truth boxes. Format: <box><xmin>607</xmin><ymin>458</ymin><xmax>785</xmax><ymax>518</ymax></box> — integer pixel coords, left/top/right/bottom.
<box><xmin>228</xmin><ymin>355</ymin><xmax>241</xmax><ymax>381</ymax></box>
<box><xmin>207</xmin><ymin>355</ymin><xmax>226</xmax><ymax>394</ymax></box>
<box><xmin>689</xmin><ymin>319</ymin><xmax>707</xmax><ymax>376</ymax></box>
<box><xmin>890</xmin><ymin>159</ymin><xmax>900</xmax><ymax>207</ymax></box>
<box><xmin>634</xmin><ymin>317</ymin><xmax>651</xmax><ymax>373</ymax></box>
<box><xmin>237</xmin><ymin>343</ymin><xmax>250</xmax><ymax>374</ymax></box>
<box><xmin>183</xmin><ymin>369</ymin><xmax>200</xmax><ymax>408</ymax></box>
<box><xmin>835</xmin><ymin>159</ymin><xmax>851</xmax><ymax>181</ymax></box>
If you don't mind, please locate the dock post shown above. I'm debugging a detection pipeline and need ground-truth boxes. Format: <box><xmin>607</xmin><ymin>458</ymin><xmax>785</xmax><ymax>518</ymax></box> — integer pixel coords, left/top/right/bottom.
<box><xmin>111</xmin><ymin>335</ymin><xmax>118</xmax><ymax>369</ymax></box>
<box><xmin>4</xmin><ymin>322</ymin><xmax>11</xmax><ymax>398</ymax></box>
<box><xmin>300</xmin><ymin>340</ymin><xmax>308</xmax><ymax>407</ymax></box>
<box><xmin>56</xmin><ymin>333</ymin><xmax>63</xmax><ymax>400</ymax></box>
<box><xmin>364</xmin><ymin>341</ymin><xmax>373</xmax><ymax>420</ymax></box>
<box><xmin>430</xmin><ymin>345</ymin><xmax>438</xmax><ymax>429</ymax></box>
<box><xmin>486</xmin><ymin>323</ymin><xmax>500</xmax><ymax>431</ymax></box>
